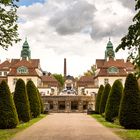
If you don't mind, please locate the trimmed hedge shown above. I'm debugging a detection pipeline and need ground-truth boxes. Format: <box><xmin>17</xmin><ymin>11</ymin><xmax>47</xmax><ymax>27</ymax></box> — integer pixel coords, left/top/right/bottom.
<box><xmin>14</xmin><ymin>79</ymin><xmax>30</xmax><ymax>122</ymax></box>
<box><xmin>37</xmin><ymin>89</ymin><xmax>44</xmax><ymax>113</ymax></box>
<box><xmin>26</xmin><ymin>80</ymin><xmax>41</xmax><ymax>118</ymax></box>
<box><xmin>0</xmin><ymin>80</ymin><xmax>19</xmax><ymax>129</ymax></box>
<box><xmin>105</xmin><ymin>80</ymin><xmax>123</xmax><ymax>122</ymax></box>
<box><xmin>119</xmin><ymin>74</ymin><xmax>140</xmax><ymax>129</ymax></box>
<box><xmin>99</xmin><ymin>83</ymin><xmax>111</xmax><ymax>115</ymax></box>
<box><xmin>95</xmin><ymin>85</ymin><xmax>104</xmax><ymax>114</ymax></box>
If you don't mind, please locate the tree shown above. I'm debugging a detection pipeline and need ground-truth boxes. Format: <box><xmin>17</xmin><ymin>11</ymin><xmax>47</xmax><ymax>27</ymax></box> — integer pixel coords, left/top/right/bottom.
<box><xmin>0</xmin><ymin>0</ymin><xmax>20</xmax><ymax>49</ymax></box>
<box><xmin>53</xmin><ymin>74</ymin><xmax>64</xmax><ymax>87</ymax></box>
<box><xmin>26</xmin><ymin>80</ymin><xmax>41</xmax><ymax>118</ymax></box>
<box><xmin>119</xmin><ymin>73</ymin><xmax>140</xmax><ymax>129</ymax></box>
<box><xmin>0</xmin><ymin>80</ymin><xmax>18</xmax><ymax>129</ymax></box>
<box><xmin>105</xmin><ymin>80</ymin><xmax>123</xmax><ymax>122</ymax></box>
<box><xmin>84</xmin><ymin>65</ymin><xmax>96</xmax><ymax>76</ymax></box>
<box><xmin>99</xmin><ymin>83</ymin><xmax>111</xmax><ymax>115</ymax></box>
<box><xmin>14</xmin><ymin>79</ymin><xmax>30</xmax><ymax>122</ymax></box>
<box><xmin>115</xmin><ymin>1</ymin><xmax>140</xmax><ymax>77</ymax></box>
<box><xmin>95</xmin><ymin>85</ymin><xmax>104</xmax><ymax>114</ymax></box>
<box><xmin>37</xmin><ymin>89</ymin><xmax>44</xmax><ymax>113</ymax></box>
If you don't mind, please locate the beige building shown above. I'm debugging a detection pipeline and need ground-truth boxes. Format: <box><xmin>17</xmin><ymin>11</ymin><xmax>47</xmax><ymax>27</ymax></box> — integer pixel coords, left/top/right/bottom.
<box><xmin>94</xmin><ymin>40</ymin><xmax>134</xmax><ymax>87</ymax></box>
<box><xmin>0</xmin><ymin>39</ymin><xmax>59</xmax><ymax>94</ymax></box>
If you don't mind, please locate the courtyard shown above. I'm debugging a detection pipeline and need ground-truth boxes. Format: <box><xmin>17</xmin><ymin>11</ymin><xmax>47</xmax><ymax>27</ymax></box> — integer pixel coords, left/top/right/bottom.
<box><xmin>12</xmin><ymin>113</ymin><xmax>122</xmax><ymax>140</ymax></box>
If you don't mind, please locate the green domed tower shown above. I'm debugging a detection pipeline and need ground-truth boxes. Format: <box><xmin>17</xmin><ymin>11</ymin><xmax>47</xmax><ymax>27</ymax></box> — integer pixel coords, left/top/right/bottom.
<box><xmin>105</xmin><ymin>39</ymin><xmax>115</xmax><ymax>60</ymax></box>
<box><xmin>21</xmin><ymin>38</ymin><xmax>31</xmax><ymax>60</ymax></box>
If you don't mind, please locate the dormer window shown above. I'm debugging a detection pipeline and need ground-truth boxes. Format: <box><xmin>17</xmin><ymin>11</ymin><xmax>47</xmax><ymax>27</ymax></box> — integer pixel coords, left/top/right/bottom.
<box><xmin>108</xmin><ymin>66</ymin><xmax>119</xmax><ymax>74</ymax></box>
<box><xmin>17</xmin><ymin>66</ymin><xmax>28</xmax><ymax>74</ymax></box>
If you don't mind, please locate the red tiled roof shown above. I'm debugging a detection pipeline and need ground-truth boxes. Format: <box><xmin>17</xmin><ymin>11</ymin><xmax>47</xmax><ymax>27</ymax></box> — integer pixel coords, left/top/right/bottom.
<box><xmin>102</xmin><ymin>59</ymin><xmax>126</xmax><ymax>68</ymax></box>
<box><xmin>8</xmin><ymin>68</ymin><xmax>38</xmax><ymax>76</ymax></box>
<box><xmin>0</xmin><ymin>60</ymin><xmax>11</xmax><ymax>70</ymax></box>
<box><xmin>77</xmin><ymin>76</ymin><xmax>95</xmax><ymax>86</ymax></box>
<box><xmin>96</xmin><ymin>58</ymin><xmax>134</xmax><ymax>77</ymax></box>
<box><xmin>96</xmin><ymin>59</ymin><xmax>105</xmax><ymax>68</ymax></box>
<box><xmin>125</xmin><ymin>61</ymin><xmax>134</xmax><ymax>71</ymax></box>
<box><xmin>41</xmin><ymin>75</ymin><xmax>59</xmax><ymax>87</ymax></box>
<box><xmin>98</xmin><ymin>68</ymin><xmax>127</xmax><ymax>77</ymax></box>
<box><xmin>41</xmin><ymin>75</ymin><xmax>58</xmax><ymax>82</ymax></box>
<box><xmin>11</xmin><ymin>59</ymin><xmax>40</xmax><ymax>68</ymax></box>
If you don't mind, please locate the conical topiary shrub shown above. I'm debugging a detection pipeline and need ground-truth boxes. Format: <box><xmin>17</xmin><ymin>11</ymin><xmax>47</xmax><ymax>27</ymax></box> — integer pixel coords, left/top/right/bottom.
<box><xmin>0</xmin><ymin>80</ymin><xmax>19</xmax><ymax>129</ymax></box>
<box><xmin>26</xmin><ymin>80</ymin><xmax>41</xmax><ymax>118</ymax></box>
<box><xmin>99</xmin><ymin>83</ymin><xmax>111</xmax><ymax>115</ymax></box>
<box><xmin>95</xmin><ymin>85</ymin><xmax>104</xmax><ymax>114</ymax></box>
<box><xmin>37</xmin><ymin>89</ymin><xmax>44</xmax><ymax>113</ymax></box>
<box><xmin>105</xmin><ymin>80</ymin><xmax>123</xmax><ymax>122</ymax></box>
<box><xmin>14</xmin><ymin>79</ymin><xmax>30</xmax><ymax>122</ymax></box>
<box><xmin>119</xmin><ymin>73</ymin><xmax>140</xmax><ymax>129</ymax></box>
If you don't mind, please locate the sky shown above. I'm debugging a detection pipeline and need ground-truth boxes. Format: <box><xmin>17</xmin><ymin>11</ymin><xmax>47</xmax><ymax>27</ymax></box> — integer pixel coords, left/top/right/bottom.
<box><xmin>0</xmin><ymin>0</ymin><xmax>136</xmax><ymax>77</ymax></box>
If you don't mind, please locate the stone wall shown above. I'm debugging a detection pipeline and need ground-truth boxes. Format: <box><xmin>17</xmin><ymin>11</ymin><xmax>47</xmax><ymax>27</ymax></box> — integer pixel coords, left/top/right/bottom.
<box><xmin>42</xmin><ymin>95</ymin><xmax>95</xmax><ymax>113</ymax></box>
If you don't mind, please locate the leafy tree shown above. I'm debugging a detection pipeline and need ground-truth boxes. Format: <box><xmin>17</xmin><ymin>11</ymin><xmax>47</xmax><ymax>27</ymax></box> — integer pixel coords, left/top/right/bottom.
<box><xmin>0</xmin><ymin>0</ymin><xmax>20</xmax><ymax>49</ymax></box>
<box><xmin>95</xmin><ymin>85</ymin><xmax>104</xmax><ymax>114</ymax></box>
<box><xmin>0</xmin><ymin>80</ymin><xmax>18</xmax><ymax>129</ymax></box>
<box><xmin>37</xmin><ymin>89</ymin><xmax>44</xmax><ymax>113</ymax></box>
<box><xmin>84</xmin><ymin>65</ymin><xmax>96</xmax><ymax>76</ymax></box>
<box><xmin>53</xmin><ymin>74</ymin><xmax>64</xmax><ymax>87</ymax></box>
<box><xmin>99</xmin><ymin>83</ymin><xmax>111</xmax><ymax>115</ymax></box>
<box><xmin>115</xmin><ymin>1</ymin><xmax>140</xmax><ymax>77</ymax></box>
<box><xmin>14</xmin><ymin>79</ymin><xmax>30</xmax><ymax>122</ymax></box>
<box><xmin>26</xmin><ymin>80</ymin><xmax>41</xmax><ymax>118</ymax></box>
<box><xmin>105</xmin><ymin>80</ymin><xmax>123</xmax><ymax>122</ymax></box>
<box><xmin>119</xmin><ymin>73</ymin><xmax>140</xmax><ymax>129</ymax></box>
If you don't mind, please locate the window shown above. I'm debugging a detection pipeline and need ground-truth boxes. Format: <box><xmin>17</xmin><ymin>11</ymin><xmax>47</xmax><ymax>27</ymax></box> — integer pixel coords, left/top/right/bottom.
<box><xmin>13</xmin><ymin>78</ymin><xmax>18</xmax><ymax>85</ymax></box>
<box><xmin>0</xmin><ymin>72</ymin><xmax>2</xmax><ymax>76</ymax></box>
<box><xmin>104</xmin><ymin>78</ymin><xmax>109</xmax><ymax>85</ymax></box>
<box><xmin>17</xmin><ymin>66</ymin><xmax>28</xmax><ymax>74</ymax></box>
<box><xmin>108</xmin><ymin>66</ymin><xmax>119</xmax><ymax>74</ymax></box>
<box><xmin>4</xmin><ymin>72</ymin><xmax>7</xmax><ymax>76</ymax></box>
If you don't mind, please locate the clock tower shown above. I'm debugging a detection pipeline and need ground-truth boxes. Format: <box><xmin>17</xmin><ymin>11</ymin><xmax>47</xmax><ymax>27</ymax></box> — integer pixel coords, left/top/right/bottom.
<box><xmin>105</xmin><ymin>39</ymin><xmax>115</xmax><ymax>60</ymax></box>
<box><xmin>21</xmin><ymin>38</ymin><xmax>31</xmax><ymax>60</ymax></box>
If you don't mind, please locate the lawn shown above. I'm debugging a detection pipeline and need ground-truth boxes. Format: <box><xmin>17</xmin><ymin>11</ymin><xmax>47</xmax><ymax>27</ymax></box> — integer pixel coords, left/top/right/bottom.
<box><xmin>91</xmin><ymin>114</ymin><xmax>140</xmax><ymax>140</ymax></box>
<box><xmin>0</xmin><ymin>114</ymin><xmax>46</xmax><ymax>140</ymax></box>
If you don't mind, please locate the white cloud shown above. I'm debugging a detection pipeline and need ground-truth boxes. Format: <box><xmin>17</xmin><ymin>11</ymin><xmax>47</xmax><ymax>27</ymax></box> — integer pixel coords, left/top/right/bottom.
<box><xmin>1</xmin><ymin>0</ymin><xmax>135</xmax><ymax>76</ymax></box>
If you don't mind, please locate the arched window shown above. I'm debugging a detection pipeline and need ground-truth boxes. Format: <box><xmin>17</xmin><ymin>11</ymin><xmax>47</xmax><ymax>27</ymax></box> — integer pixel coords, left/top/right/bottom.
<box><xmin>17</xmin><ymin>66</ymin><xmax>28</xmax><ymax>74</ymax></box>
<box><xmin>107</xmin><ymin>66</ymin><xmax>119</xmax><ymax>74</ymax></box>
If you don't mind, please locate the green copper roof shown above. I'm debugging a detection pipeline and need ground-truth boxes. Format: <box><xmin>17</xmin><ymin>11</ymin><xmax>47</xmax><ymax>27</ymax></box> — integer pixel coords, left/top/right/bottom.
<box><xmin>22</xmin><ymin>39</ymin><xmax>29</xmax><ymax>49</ymax></box>
<box><xmin>21</xmin><ymin>38</ymin><xmax>31</xmax><ymax>60</ymax></box>
<box><xmin>107</xmin><ymin>40</ymin><xmax>113</xmax><ymax>48</ymax></box>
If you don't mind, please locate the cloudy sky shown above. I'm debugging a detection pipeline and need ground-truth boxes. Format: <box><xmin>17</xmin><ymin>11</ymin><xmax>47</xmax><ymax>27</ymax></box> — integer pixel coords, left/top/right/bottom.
<box><xmin>0</xmin><ymin>0</ymin><xmax>135</xmax><ymax>76</ymax></box>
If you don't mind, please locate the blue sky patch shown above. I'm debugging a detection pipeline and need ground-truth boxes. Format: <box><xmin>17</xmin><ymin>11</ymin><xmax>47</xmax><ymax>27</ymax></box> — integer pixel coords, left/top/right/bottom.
<box><xmin>16</xmin><ymin>0</ymin><xmax>45</xmax><ymax>6</ymax></box>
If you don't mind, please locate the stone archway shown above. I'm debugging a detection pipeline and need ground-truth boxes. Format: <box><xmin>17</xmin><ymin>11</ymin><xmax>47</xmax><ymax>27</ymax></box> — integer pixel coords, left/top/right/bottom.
<box><xmin>58</xmin><ymin>101</ymin><xmax>65</xmax><ymax>110</ymax></box>
<box><xmin>71</xmin><ymin>101</ymin><xmax>78</xmax><ymax>111</ymax></box>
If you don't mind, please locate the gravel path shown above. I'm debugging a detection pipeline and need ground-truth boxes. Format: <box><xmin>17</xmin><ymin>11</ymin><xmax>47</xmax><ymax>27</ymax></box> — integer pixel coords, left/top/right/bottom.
<box><xmin>12</xmin><ymin>113</ymin><xmax>122</xmax><ymax>140</ymax></box>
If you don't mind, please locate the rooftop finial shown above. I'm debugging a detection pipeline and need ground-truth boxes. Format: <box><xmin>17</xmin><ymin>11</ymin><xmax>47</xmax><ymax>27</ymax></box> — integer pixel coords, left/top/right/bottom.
<box><xmin>25</xmin><ymin>37</ymin><xmax>27</xmax><ymax>41</ymax></box>
<box><xmin>109</xmin><ymin>37</ymin><xmax>110</xmax><ymax>41</ymax></box>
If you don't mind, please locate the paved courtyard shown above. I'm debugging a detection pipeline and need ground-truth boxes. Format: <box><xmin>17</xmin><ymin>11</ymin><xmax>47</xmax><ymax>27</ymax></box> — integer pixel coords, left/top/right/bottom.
<box><xmin>12</xmin><ymin>113</ymin><xmax>122</xmax><ymax>140</ymax></box>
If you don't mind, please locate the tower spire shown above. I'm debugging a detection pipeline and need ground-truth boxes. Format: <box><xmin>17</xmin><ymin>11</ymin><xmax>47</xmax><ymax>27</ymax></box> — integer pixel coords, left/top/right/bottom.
<box><xmin>20</xmin><ymin>38</ymin><xmax>31</xmax><ymax>60</ymax></box>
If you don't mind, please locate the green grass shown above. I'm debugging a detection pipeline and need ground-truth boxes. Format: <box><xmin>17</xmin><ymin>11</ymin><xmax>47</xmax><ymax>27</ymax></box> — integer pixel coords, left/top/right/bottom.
<box><xmin>0</xmin><ymin>114</ymin><xmax>46</xmax><ymax>140</ymax></box>
<box><xmin>91</xmin><ymin>114</ymin><xmax>140</xmax><ymax>140</ymax></box>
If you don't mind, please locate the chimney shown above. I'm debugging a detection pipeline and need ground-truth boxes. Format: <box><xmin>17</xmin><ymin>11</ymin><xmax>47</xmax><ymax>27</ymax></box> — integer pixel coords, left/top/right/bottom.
<box><xmin>64</xmin><ymin>58</ymin><xmax>67</xmax><ymax>79</ymax></box>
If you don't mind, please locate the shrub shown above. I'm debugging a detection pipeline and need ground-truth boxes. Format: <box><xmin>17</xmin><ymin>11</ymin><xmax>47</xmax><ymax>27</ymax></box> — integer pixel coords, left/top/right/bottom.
<box><xmin>14</xmin><ymin>79</ymin><xmax>30</xmax><ymax>122</ymax></box>
<box><xmin>119</xmin><ymin>74</ymin><xmax>140</xmax><ymax>129</ymax></box>
<box><xmin>95</xmin><ymin>85</ymin><xmax>104</xmax><ymax>114</ymax></box>
<box><xmin>26</xmin><ymin>80</ymin><xmax>41</xmax><ymax>118</ymax></box>
<box><xmin>0</xmin><ymin>80</ymin><xmax>19</xmax><ymax>129</ymax></box>
<box><xmin>99</xmin><ymin>83</ymin><xmax>111</xmax><ymax>115</ymax></box>
<box><xmin>105</xmin><ymin>80</ymin><xmax>123</xmax><ymax>122</ymax></box>
<box><xmin>37</xmin><ymin>89</ymin><xmax>44</xmax><ymax>113</ymax></box>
